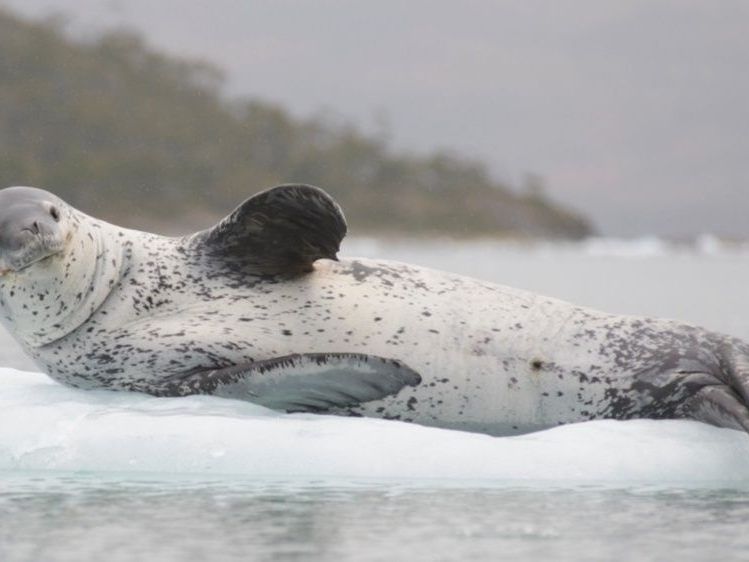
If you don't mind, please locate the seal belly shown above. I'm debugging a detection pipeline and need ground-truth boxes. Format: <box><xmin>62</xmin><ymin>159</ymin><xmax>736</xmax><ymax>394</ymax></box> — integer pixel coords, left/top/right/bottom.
<box><xmin>238</xmin><ymin>259</ymin><xmax>615</xmax><ymax>435</ymax></box>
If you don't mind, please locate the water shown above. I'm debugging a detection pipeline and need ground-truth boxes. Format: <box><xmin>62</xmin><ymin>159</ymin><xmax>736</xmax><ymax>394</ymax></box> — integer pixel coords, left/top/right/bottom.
<box><xmin>1</xmin><ymin>238</ymin><xmax>749</xmax><ymax>561</ymax></box>
<box><xmin>2</xmin><ymin>475</ymin><xmax>749</xmax><ymax>562</ymax></box>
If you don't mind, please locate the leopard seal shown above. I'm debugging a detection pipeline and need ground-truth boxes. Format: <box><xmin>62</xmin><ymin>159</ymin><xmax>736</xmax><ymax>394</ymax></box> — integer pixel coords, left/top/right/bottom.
<box><xmin>1</xmin><ymin>184</ymin><xmax>749</xmax><ymax>436</ymax></box>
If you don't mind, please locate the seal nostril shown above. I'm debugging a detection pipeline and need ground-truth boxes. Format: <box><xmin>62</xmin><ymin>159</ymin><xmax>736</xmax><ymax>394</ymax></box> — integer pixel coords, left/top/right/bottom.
<box><xmin>50</xmin><ymin>206</ymin><xmax>60</xmax><ymax>222</ymax></box>
<box><xmin>31</xmin><ymin>221</ymin><xmax>40</xmax><ymax>235</ymax></box>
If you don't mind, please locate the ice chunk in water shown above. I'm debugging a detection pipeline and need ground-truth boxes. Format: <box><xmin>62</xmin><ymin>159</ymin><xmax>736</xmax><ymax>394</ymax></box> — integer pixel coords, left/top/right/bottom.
<box><xmin>0</xmin><ymin>368</ymin><xmax>748</xmax><ymax>484</ymax></box>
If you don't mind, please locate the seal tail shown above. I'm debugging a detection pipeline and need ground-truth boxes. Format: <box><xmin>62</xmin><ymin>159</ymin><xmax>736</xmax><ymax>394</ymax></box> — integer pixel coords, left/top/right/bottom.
<box><xmin>682</xmin><ymin>342</ymin><xmax>749</xmax><ymax>433</ymax></box>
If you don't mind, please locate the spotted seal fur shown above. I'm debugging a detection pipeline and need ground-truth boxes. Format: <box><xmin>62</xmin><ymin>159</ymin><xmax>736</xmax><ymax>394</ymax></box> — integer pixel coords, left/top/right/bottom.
<box><xmin>1</xmin><ymin>184</ymin><xmax>749</xmax><ymax>436</ymax></box>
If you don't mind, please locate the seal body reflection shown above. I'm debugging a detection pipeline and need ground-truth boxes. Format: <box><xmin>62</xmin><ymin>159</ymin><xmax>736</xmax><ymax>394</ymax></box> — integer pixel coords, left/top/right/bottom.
<box><xmin>1</xmin><ymin>184</ymin><xmax>749</xmax><ymax>436</ymax></box>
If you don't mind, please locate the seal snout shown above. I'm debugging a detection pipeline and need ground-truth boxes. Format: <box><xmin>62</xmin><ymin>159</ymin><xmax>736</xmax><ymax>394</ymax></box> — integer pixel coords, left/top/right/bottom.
<box><xmin>18</xmin><ymin>214</ymin><xmax>58</xmax><ymax>241</ymax></box>
<box><xmin>24</xmin><ymin>215</ymin><xmax>58</xmax><ymax>236</ymax></box>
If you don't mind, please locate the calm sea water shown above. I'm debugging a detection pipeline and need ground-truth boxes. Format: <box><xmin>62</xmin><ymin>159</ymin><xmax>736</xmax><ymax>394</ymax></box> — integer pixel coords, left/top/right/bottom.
<box><xmin>2</xmin><ymin>474</ymin><xmax>749</xmax><ymax>562</ymax></box>
<box><xmin>1</xmin><ymin>238</ymin><xmax>749</xmax><ymax>561</ymax></box>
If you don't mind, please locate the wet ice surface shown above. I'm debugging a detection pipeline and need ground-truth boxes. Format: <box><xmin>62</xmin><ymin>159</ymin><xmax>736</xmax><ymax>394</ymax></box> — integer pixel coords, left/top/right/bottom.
<box><xmin>1</xmin><ymin>239</ymin><xmax>749</xmax><ymax>561</ymax></box>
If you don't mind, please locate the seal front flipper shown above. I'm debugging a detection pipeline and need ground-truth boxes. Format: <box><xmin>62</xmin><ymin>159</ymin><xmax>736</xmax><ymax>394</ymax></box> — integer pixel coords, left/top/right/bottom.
<box><xmin>188</xmin><ymin>184</ymin><xmax>347</xmax><ymax>276</ymax></box>
<box><xmin>159</xmin><ymin>353</ymin><xmax>422</xmax><ymax>412</ymax></box>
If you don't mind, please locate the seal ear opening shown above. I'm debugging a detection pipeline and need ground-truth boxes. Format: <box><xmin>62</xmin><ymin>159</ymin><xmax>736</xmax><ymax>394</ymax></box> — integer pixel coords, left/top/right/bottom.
<box><xmin>189</xmin><ymin>184</ymin><xmax>347</xmax><ymax>276</ymax></box>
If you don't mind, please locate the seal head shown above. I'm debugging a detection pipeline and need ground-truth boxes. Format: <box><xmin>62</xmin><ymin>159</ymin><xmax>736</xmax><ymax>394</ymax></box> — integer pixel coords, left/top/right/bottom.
<box><xmin>0</xmin><ymin>186</ymin><xmax>125</xmax><ymax>348</ymax></box>
<box><xmin>0</xmin><ymin>187</ymin><xmax>68</xmax><ymax>275</ymax></box>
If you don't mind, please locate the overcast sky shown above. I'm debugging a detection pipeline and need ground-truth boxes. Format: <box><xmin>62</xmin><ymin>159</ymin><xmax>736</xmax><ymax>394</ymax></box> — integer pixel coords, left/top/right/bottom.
<box><xmin>3</xmin><ymin>0</ymin><xmax>748</xmax><ymax>237</ymax></box>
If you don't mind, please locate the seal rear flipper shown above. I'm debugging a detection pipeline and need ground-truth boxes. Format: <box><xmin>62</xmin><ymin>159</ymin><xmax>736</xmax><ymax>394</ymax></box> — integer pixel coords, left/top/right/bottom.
<box><xmin>188</xmin><ymin>184</ymin><xmax>346</xmax><ymax>276</ymax></box>
<box><xmin>720</xmin><ymin>343</ymin><xmax>749</xmax><ymax>405</ymax></box>
<box><xmin>160</xmin><ymin>353</ymin><xmax>421</xmax><ymax>412</ymax></box>
<box><xmin>682</xmin><ymin>385</ymin><xmax>749</xmax><ymax>433</ymax></box>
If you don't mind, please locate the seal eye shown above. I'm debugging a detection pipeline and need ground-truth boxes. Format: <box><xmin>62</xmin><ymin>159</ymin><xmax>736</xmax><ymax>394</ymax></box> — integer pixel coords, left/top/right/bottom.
<box><xmin>49</xmin><ymin>206</ymin><xmax>60</xmax><ymax>222</ymax></box>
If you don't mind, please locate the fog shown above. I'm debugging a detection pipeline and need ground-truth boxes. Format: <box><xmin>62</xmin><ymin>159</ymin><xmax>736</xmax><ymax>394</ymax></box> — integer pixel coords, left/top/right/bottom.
<box><xmin>3</xmin><ymin>0</ymin><xmax>747</xmax><ymax>237</ymax></box>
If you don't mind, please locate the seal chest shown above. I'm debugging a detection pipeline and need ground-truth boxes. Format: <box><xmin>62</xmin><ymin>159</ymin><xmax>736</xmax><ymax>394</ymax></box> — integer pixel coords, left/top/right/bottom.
<box><xmin>1</xmin><ymin>184</ymin><xmax>749</xmax><ymax>436</ymax></box>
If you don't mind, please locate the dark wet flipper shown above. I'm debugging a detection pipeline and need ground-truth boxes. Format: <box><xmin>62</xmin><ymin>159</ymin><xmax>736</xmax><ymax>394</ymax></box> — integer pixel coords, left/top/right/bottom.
<box><xmin>159</xmin><ymin>353</ymin><xmax>422</xmax><ymax>412</ymax></box>
<box><xmin>682</xmin><ymin>384</ymin><xmax>749</xmax><ymax>433</ymax></box>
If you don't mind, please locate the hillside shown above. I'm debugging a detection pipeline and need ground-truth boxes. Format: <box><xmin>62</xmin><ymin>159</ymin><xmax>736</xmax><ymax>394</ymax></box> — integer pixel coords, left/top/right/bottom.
<box><xmin>0</xmin><ymin>8</ymin><xmax>592</xmax><ymax>238</ymax></box>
